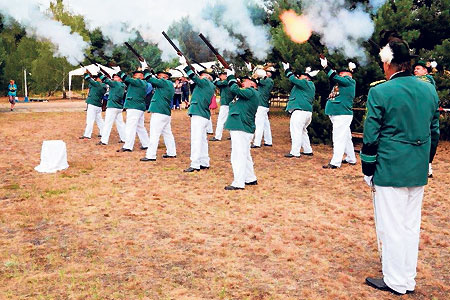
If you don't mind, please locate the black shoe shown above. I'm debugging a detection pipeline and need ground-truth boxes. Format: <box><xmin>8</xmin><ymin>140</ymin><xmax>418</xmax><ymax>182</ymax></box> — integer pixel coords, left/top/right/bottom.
<box><xmin>264</xmin><ymin>143</ymin><xmax>272</xmax><ymax>147</ymax></box>
<box><xmin>184</xmin><ymin>167</ymin><xmax>200</xmax><ymax>172</ymax></box>
<box><xmin>365</xmin><ymin>277</ymin><xmax>404</xmax><ymax>295</ymax></box>
<box><xmin>323</xmin><ymin>163</ymin><xmax>338</xmax><ymax>169</ymax></box>
<box><xmin>209</xmin><ymin>137</ymin><xmax>221</xmax><ymax>141</ymax></box>
<box><xmin>97</xmin><ymin>141</ymin><xmax>107</xmax><ymax>145</ymax></box>
<box><xmin>162</xmin><ymin>154</ymin><xmax>176</xmax><ymax>158</ymax></box>
<box><xmin>118</xmin><ymin>140</ymin><xmax>125</xmax><ymax>144</ymax></box>
<box><xmin>284</xmin><ymin>153</ymin><xmax>300</xmax><ymax>158</ymax></box>
<box><xmin>79</xmin><ymin>136</ymin><xmax>91</xmax><ymax>139</ymax></box>
<box><xmin>342</xmin><ymin>160</ymin><xmax>356</xmax><ymax>165</ymax></box>
<box><xmin>301</xmin><ymin>152</ymin><xmax>314</xmax><ymax>156</ymax></box>
<box><xmin>224</xmin><ymin>185</ymin><xmax>244</xmax><ymax>190</ymax></box>
<box><xmin>200</xmin><ymin>165</ymin><xmax>210</xmax><ymax>170</ymax></box>
<box><xmin>140</xmin><ymin>157</ymin><xmax>156</xmax><ymax>161</ymax></box>
<box><xmin>428</xmin><ymin>174</ymin><xmax>433</xmax><ymax>178</ymax></box>
<box><xmin>207</xmin><ymin>132</ymin><xmax>214</xmax><ymax>135</ymax></box>
<box><xmin>245</xmin><ymin>180</ymin><xmax>258</xmax><ymax>185</ymax></box>
<box><xmin>97</xmin><ymin>135</ymin><xmax>102</xmax><ymax>138</ymax></box>
<box><xmin>140</xmin><ymin>146</ymin><xmax>148</xmax><ymax>150</ymax></box>
<box><xmin>251</xmin><ymin>145</ymin><xmax>261</xmax><ymax>149</ymax></box>
<box><xmin>227</xmin><ymin>137</ymin><xmax>231</xmax><ymax>140</ymax></box>
<box><xmin>117</xmin><ymin>148</ymin><xmax>132</xmax><ymax>152</ymax></box>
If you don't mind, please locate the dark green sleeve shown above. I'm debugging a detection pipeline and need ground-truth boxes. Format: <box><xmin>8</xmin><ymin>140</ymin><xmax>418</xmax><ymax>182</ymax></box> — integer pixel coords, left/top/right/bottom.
<box><xmin>147</xmin><ymin>77</ymin><xmax>165</xmax><ymax>88</ymax></box>
<box><xmin>228</xmin><ymin>77</ymin><xmax>253</xmax><ymax>100</ymax></box>
<box><xmin>215</xmin><ymin>80</ymin><xmax>227</xmax><ymax>87</ymax></box>
<box><xmin>328</xmin><ymin>70</ymin><xmax>353</xmax><ymax>87</ymax></box>
<box><xmin>429</xmin><ymin>94</ymin><xmax>440</xmax><ymax>162</ymax></box>
<box><xmin>360</xmin><ymin>88</ymin><xmax>383</xmax><ymax>176</ymax></box>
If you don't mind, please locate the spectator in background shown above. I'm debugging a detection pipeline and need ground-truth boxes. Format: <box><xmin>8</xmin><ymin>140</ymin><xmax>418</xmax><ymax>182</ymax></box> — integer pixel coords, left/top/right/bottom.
<box><xmin>173</xmin><ymin>79</ymin><xmax>182</xmax><ymax>110</ymax></box>
<box><xmin>207</xmin><ymin>93</ymin><xmax>217</xmax><ymax>134</ymax></box>
<box><xmin>8</xmin><ymin>80</ymin><xmax>17</xmax><ymax>111</ymax></box>
<box><xmin>181</xmin><ymin>77</ymin><xmax>190</xmax><ymax>109</ymax></box>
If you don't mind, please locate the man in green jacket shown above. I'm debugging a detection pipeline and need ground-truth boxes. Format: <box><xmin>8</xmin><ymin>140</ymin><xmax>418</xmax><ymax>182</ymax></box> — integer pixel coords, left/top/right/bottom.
<box><xmin>210</xmin><ymin>71</ymin><xmax>234</xmax><ymax>141</ymax></box>
<box><xmin>117</xmin><ymin>70</ymin><xmax>150</xmax><ymax>152</ymax></box>
<box><xmin>252</xmin><ymin>67</ymin><xmax>274</xmax><ymax>148</ymax></box>
<box><xmin>182</xmin><ymin>62</ymin><xmax>216</xmax><ymax>172</ymax></box>
<box><xmin>224</xmin><ymin>70</ymin><xmax>260</xmax><ymax>190</ymax></box>
<box><xmin>140</xmin><ymin>69</ymin><xmax>177</xmax><ymax>161</ymax></box>
<box><xmin>97</xmin><ymin>73</ymin><xmax>126</xmax><ymax>145</ymax></box>
<box><xmin>80</xmin><ymin>73</ymin><xmax>106</xmax><ymax>139</ymax></box>
<box><xmin>282</xmin><ymin>63</ymin><xmax>316</xmax><ymax>158</ymax></box>
<box><xmin>320</xmin><ymin>59</ymin><xmax>357</xmax><ymax>169</ymax></box>
<box><xmin>361</xmin><ymin>36</ymin><xmax>440</xmax><ymax>296</ymax></box>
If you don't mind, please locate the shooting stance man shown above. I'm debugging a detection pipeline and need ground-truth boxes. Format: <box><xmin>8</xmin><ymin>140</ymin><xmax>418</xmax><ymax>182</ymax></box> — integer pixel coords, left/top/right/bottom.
<box><xmin>321</xmin><ymin>59</ymin><xmax>357</xmax><ymax>169</ymax></box>
<box><xmin>282</xmin><ymin>63</ymin><xmax>316</xmax><ymax>158</ymax></box>
<box><xmin>210</xmin><ymin>71</ymin><xmax>234</xmax><ymax>141</ymax></box>
<box><xmin>97</xmin><ymin>73</ymin><xmax>126</xmax><ymax>145</ymax></box>
<box><xmin>140</xmin><ymin>67</ymin><xmax>177</xmax><ymax>161</ymax></box>
<box><xmin>116</xmin><ymin>69</ymin><xmax>150</xmax><ymax>152</ymax></box>
<box><xmin>182</xmin><ymin>58</ymin><xmax>216</xmax><ymax>172</ymax></box>
<box><xmin>361</xmin><ymin>35</ymin><xmax>440</xmax><ymax>295</ymax></box>
<box><xmin>252</xmin><ymin>66</ymin><xmax>274</xmax><ymax>148</ymax></box>
<box><xmin>80</xmin><ymin>72</ymin><xmax>106</xmax><ymax>139</ymax></box>
<box><xmin>224</xmin><ymin>70</ymin><xmax>260</xmax><ymax>190</ymax></box>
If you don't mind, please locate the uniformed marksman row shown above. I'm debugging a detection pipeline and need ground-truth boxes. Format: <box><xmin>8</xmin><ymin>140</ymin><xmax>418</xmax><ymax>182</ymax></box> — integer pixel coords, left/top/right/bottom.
<box><xmin>79</xmin><ymin>37</ymin><xmax>439</xmax><ymax>190</ymax></box>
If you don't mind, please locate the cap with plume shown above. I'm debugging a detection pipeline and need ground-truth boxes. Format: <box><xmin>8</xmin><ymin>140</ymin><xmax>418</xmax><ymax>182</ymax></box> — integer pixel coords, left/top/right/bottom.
<box><xmin>348</xmin><ymin>62</ymin><xmax>357</xmax><ymax>72</ymax></box>
<box><xmin>301</xmin><ymin>67</ymin><xmax>319</xmax><ymax>79</ymax></box>
<box><xmin>378</xmin><ymin>30</ymin><xmax>417</xmax><ymax>64</ymax></box>
<box><xmin>430</xmin><ymin>61</ymin><xmax>438</xmax><ymax>69</ymax></box>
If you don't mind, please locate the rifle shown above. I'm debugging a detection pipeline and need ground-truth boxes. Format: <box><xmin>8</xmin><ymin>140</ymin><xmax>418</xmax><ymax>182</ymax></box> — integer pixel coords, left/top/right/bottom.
<box><xmin>161</xmin><ymin>31</ymin><xmax>195</xmax><ymax>72</ymax></box>
<box><xmin>308</xmin><ymin>39</ymin><xmax>335</xmax><ymax>69</ymax></box>
<box><xmin>84</xmin><ymin>55</ymin><xmax>112</xmax><ymax>79</ymax></box>
<box><xmin>198</xmin><ymin>33</ymin><xmax>231</xmax><ymax>69</ymax></box>
<box><xmin>124</xmin><ymin>42</ymin><xmax>145</xmax><ymax>62</ymax></box>
<box><xmin>192</xmin><ymin>59</ymin><xmax>207</xmax><ymax>70</ymax></box>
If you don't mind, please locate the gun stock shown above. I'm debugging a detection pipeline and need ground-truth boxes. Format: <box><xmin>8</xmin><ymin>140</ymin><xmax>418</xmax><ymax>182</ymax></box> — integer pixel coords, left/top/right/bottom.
<box><xmin>198</xmin><ymin>33</ymin><xmax>230</xmax><ymax>69</ymax></box>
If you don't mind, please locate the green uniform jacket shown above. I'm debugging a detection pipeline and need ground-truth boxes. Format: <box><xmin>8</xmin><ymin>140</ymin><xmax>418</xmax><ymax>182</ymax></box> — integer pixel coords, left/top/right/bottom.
<box><xmin>324</xmin><ymin>70</ymin><xmax>355</xmax><ymax>116</ymax></box>
<box><xmin>215</xmin><ymin>80</ymin><xmax>234</xmax><ymax>106</ymax></box>
<box><xmin>257</xmin><ymin>77</ymin><xmax>274</xmax><ymax>108</ymax></box>
<box><xmin>145</xmin><ymin>75</ymin><xmax>175</xmax><ymax>116</ymax></box>
<box><xmin>118</xmin><ymin>71</ymin><xmax>147</xmax><ymax>111</ymax></box>
<box><xmin>185</xmin><ymin>67</ymin><xmax>215</xmax><ymax>120</ymax></box>
<box><xmin>100</xmin><ymin>76</ymin><xmax>125</xmax><ymax>109</ymax></box>
<box><xmin>360</xmin><ymin>72</ymin><xmax>440</xmax><ymax>187</ymax></box>
<box><xmin>84</xmin><ymin>74</ymin><xmax>106</xmax><ymax>107</ymax></box>
<box><xmin>224</xmin><ymin>75</ymin><xmax>260</xmax><ymax>134</ymax></box>
<box><xmin>416</xmin><ymin>74</ymin><xmax>436</xmax><ymax>87</ymax></box>
<box><xmin>284</xmin><ymin>69</ymin><xmax>315</xmax><ymax>112</ymax></box>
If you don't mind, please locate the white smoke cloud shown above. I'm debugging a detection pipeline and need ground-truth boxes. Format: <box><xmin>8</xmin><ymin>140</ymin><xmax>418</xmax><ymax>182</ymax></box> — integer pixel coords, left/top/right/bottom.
<box><xmin>38</xmin><ymin>0</ymin><xmax>271</xmax><ymax>61</ymax></box>
<box><xmin>0</xmin><ymin>0</ymin><xmax>89</xmax><ymax>65</ymax></box>
<box><xmin>301</xmin><ymin>0</ymin><xmax>375</xmax><ymax>64</ymax></box>
<box><xmin>369</xmin><ymin>0</ymin><xmax>388</xmax><ymax>13</ymax></box>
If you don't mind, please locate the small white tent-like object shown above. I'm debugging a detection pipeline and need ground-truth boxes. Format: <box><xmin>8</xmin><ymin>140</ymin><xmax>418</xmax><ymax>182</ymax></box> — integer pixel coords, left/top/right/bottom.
<box><xmin>68</xmin><ymin>64</ymin><xmax>120</xmax><ymax>98</ymax></box>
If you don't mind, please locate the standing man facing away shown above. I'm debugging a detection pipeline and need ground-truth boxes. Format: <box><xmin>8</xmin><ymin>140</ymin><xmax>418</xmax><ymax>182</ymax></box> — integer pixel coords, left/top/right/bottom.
<box><xmin>320</xmin><ymin>59</ymin><xmax>357</xmax><ymax>169</ymax></box>
<box><xmin>97</xmin><ymin>73</ymin><xmax>126</xmax><ymax>145</ymax></box>
<box><xmin>224</xmin><ymin>70</ymin><xmax>260</xmax><ymax>190</ymax></box>
<box><xmin>361</xmin><ymin>35</ymin><xmax>440</xmax><ymax>295</ymax></box>
<box><xmin>7</xmin><ymin>80</ymin><xmax>17</xmax><ymax>111</ymax></box>
<box><xmin>182</xmin><ymin>60</ymin><xmax>216</xmax><ymax>172</ymax></box>
<box><xmin>116</xmin><ymin>70</ymin><xmax>150</xmax><ymax>152</ymax></box>
<box><xmin>79</xmin><ymin>73</ymin><xmax>106</xmax><ymax>140</ymax></box>
<box><xmin>210</xmin><ymin>71</ymin><xmax>234</xmax><ymax>142</ymax></box>
<box><xmin>252</xmin><ymin>67</ymin><xmax>274</xmax><ymax>148</ymax></box>
<box><xmin>140</xmin><ymin>69</ymin><xmax>177</xmax><ymax>162</ymax></box>
<box><xmin>282</xmin><ymin>63</ymin><xmax>317</xmax><ymax>158</ymax></box>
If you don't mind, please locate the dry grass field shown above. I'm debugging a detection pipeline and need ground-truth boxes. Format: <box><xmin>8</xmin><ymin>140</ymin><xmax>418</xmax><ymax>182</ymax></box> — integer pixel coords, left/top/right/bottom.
<box><xmin>0</xmin><ymin>101</ymin><xmax>449</xmax><ymax>299</ymax></box>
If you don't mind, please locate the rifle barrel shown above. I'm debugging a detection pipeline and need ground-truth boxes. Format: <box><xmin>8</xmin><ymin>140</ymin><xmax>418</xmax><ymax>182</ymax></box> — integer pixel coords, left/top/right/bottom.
<box><xmin>124</xmin><ymin>42</ymin><xmax>144</xmax><ymax>61</ymax></box>
<box><xmin>198</xmin><ymin>33</ymin><xmax>230</xmax><ymax>69</ymax></box>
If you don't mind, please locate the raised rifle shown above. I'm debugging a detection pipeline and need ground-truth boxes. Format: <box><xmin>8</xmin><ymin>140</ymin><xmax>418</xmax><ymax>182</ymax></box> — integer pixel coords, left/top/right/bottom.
<box><xmin>198</xmin><ymin>33</ymin><xmax>231</xmax><ymax>69</ymax></box>
<box><xmin>161</xmin><ymin>31</ymin><xmax>195</xmax><ymax>72</ymax></box>
<box><xmin>308</xmin><ymin>39</ymin><xmax>335</xmax><ymax>69</ymax></box>
<box><xmin>124</xmin><ymin>42</ymin><xmax>145</xmax><ymax>62</ymax></box>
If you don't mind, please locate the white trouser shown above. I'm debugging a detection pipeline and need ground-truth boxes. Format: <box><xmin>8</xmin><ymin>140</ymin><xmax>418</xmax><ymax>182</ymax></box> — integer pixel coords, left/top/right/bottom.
<box><xmin>373</xmin><ymin>185</ymin><xmax>424</xmax><ymax>294</ymax></box>
<box><xmin>253</xmin><ymin>106</ymin><xmax>272</xmax><ymax>146</ymax></box>
<box><xmin>428</xmin><ymin>163</ymin><xmax>433</xmax><ymax>176</ymax></box>
<box><xmin>190</xmin><ymin>115</ymin><xmax>210</xmax><ymax>169</ymax></box>
<box><xmin>101</xmin><ymin>108</ymin><xmax>126</xmax><ymax>144</ymax></box>
<box><xmin>290</xmin><ymin>110</ymin><xmax>313</xmax><ymax>156</ymax></box>
<box><xmin>329</xmin><ymin>115</ymin><xmax>356</xmax><ymax>167</ymax></box>
<box><xmin>207</xmin><ymin>118</ymin><xmax>214</xmax><ymax>134</ymax></box>
<box><xmin>83</xmin><ymin>104</ymin><xmax>104</xmax><ymax>138</ymax></box>
<box><xmin>123</xmin><ymin>109</ymin><xmax>149</xmax><ymax>150</ymax></box>
<box><xmin>145</xmin><ymin>113</ymin><xmax>176</xmax><ymax>159</ymax></box>
<box><xmin>214</xmin><ymin>105</ymin><xmax>229</xmax><ymax>140</ymax></box>
<box><xmin>230</xmin><ymin>131</ymin><xmax>257</xmax><ymax>188</ymax></box>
